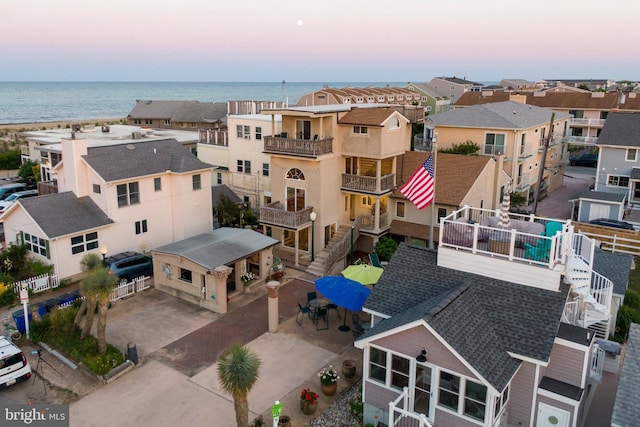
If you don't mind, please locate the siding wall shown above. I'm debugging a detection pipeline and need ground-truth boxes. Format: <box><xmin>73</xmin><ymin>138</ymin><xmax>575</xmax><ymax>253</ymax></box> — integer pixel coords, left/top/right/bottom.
<box><xmin>507</xmin><ymin>362</ymin><xmax>536</xmax><ymax>427</ymax></box>
<box><xmin>542</xmin><ymin>342</ymin><xmax>587</xmax><ymax>387</ymax></box>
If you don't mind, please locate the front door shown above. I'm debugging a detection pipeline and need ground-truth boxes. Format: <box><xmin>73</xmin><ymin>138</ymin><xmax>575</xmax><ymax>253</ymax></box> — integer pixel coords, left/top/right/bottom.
<box><xmin>412</xmin><ymin>365</ymin><xmax>434</xmax><ymax>420</ymax></box>
<box><xmin>537</xmin><ymin>403</ymin><xmax>570</xmax><ymax>427</ymax></box>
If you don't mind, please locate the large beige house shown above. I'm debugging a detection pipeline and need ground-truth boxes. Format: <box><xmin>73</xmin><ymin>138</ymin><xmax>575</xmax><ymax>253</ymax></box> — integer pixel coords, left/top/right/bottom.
<box><xmin>427</xmin><ymin>101</ymin><xmax>572</xmax><ymax>204</ymax></box>
<box><xmin>2</xmin><ymin>136</ymin><xmax>213</xmax><ymax>280</ymax></box>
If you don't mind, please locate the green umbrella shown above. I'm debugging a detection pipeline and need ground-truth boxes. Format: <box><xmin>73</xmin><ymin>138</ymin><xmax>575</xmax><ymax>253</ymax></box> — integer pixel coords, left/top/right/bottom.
<box><xmin>341</xmin><ymin>264</ymin><xmax>384</xmax><ymax>285</ymax></box>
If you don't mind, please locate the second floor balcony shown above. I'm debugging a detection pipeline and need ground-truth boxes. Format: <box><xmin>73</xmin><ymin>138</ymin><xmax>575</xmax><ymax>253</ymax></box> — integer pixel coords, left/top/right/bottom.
<box><xmin>263</xmin><ymin>135</ymin><xmax>333</xmax><ymax>158</ymax></box>
<box><xmin>341</xmin><ymin>173</ymin><xmax>395</xmax><ymax>194</ymax></box>
<box><xmin>571</xmin><ymin>118</ymin><xmax>605</xmax><ymax>128</ymax></box>
<box><xmin>259</xmin><ymin>202</ymin><xmax>314</xmax><ymax>229</ymax></box>
<box><xmin>562</xmin><ymin>135</ymin><xmax>598</xmax><ymax>146</ymax></box>
<box><xmin>199</xmin><ymin>129</ymin><xmax>228</xmax><ymax>146</ymax></box>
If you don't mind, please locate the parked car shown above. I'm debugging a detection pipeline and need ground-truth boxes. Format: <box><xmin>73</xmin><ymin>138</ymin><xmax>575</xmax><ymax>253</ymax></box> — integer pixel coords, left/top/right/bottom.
<box><xmin>0</xmin><ymin>183</ymin><xmax>27</xmax><ymax>200</ymax></box>
<box><xmin>105</xmin><ymin>251</ymin><xmax>153</xmax><ymax>281</ymax></box>
<box><xmin>569</xmin><ymin>153</ymin><xmax>598</xmax><ymax>167</ymax></box>
<box><xmin>0</xmin><ymin>336</ymin><xmax>32</xmax><ymax>388</ymax></box>
<box><xmin>0</xmin><ymin>189</ymin><xmax>39</xmax><ymax>213</ymax></box>
<box><xmin>588</xmin><ymin>218</ymin><xmax>635</xmax><ymax>230</ymax></box>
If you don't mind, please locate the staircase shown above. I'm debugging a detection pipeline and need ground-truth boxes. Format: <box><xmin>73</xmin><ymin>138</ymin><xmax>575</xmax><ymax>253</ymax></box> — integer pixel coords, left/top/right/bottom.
<box><xmin>563</xmin><ymin>252</ymin><xmax>613</xmax><ymax>337</ymax></box>
<box><xmin>306</xmin><ymin>225</ymin><xmax>352</xmax><ymax>277</ymax></box>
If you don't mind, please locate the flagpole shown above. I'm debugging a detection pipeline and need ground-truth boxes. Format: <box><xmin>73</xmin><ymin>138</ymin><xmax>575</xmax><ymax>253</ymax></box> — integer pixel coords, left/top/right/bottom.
<box><xmin>429</xmin><ymin>135</ymin><xmax>437</xmax><ymax>250</ymax></box>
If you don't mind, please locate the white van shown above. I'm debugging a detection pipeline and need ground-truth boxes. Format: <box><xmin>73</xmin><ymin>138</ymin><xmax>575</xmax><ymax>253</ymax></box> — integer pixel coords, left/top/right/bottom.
<box><xmin>0</xmin><ymin>336</ymin><xmax>32</xmax><ymax>388</ymax></box>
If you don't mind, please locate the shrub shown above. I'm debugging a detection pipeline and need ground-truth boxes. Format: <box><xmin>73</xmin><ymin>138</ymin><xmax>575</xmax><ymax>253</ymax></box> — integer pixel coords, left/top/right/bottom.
<box><xmin>615</xmin><ymin>305</ymin><xmax>640</xmax><ymax>341</ymax></box>
<box><xmin>374</xmin><ymin>236</ymin><xmax>398</xmax><ymax>261</ymax></box>
<box><xmin>623</xmin><ymin>289</ymin><xmax>640</xmax><ymax>311</ymax></box>
<box><xmin>439</xmin><ymin>140</ymin><xmax>479</xmax><ymax>155</ymax></box>
<box><xmin>0</xmin><ymin>282</ymin><xmax>16</xmax><ymax>306</ymax></box>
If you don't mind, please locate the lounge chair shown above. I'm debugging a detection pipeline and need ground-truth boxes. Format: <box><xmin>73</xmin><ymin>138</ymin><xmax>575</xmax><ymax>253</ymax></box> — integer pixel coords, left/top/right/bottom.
<box><xmin>369</xmin><ymin>253</ymin><xmax>383</xmax><ymax>268</ymax></box>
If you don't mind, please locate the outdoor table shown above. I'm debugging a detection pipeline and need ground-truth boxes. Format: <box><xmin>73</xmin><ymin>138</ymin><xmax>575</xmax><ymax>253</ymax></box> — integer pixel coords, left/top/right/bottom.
<box><xmin>308</xmin><ymin>298</ymin><xmax>329</xmax><ymax>309</ymax></box>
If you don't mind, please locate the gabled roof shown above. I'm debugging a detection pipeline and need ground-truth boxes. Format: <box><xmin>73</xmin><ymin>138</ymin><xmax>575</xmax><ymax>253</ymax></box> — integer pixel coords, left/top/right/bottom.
<box><xmin>570</xmin><ymin>190</ymin><xmax>626</xmax><ymax>203</ymax></box>
<box><xmin>611</xmin><ymin>322</ymin><xmax>640</xmax><ymax>426</ymax></box>
<box><xmin>128</xmin><ymin>100</ymin><xmax>228</xmax><ymax>123</ymax></box>
<box><xmin>456</xmin><ymin>91</ymin><xmax>640</xmax><ymax>111</ymax></box>
<box><xmin>18</xmin><ymin>192</ymin><xmax>113</xmax><ymax>238</ymax></box>
<box><xmin>83</xmin><ymin>139</ymin><xmax>213</xmax><ymax>182</ymax></box>
<box><xmin>360</xmin><ymin>244</ymin><xmax>568</xmax><ymax>391</ymax></box>
<box><xmin>428</xmin><ymin>101</ymin><xmax>571</xmax><ymax>129</ymax></box>
<box><xmin>434</xmin><ymin>76</ymin><xmax>483</xmax><ymax>86</ymax></box>
<box><xmin>393</xmin><ymin>152</ymin><xmax>495</xmax><ymax>206</ymax></box>
<box><xmin>596</xmin><ymin>112</ymin><xmax>640</xmax><ymax>148</ymax></box>
<box><xmin>153</xmin><ymin>228</ymin><xmax>278</xmax><ymax>271</ymax></box>
<box><xmin>405</xmin><ymin>83</ymin><xmax>449</xmax><ymax>99</ymax></box>
<box><xmin>592</xmin><ymin>247</ymin><xmax>632</xmax><ymax>296</ymax></box>
<box><xmin>212</xmin><ymin>184</ymin><xmax>242</xmax><ymax>209</ymax></box>
<box><xmin>337</xmin><ymin>108</ymin><xmax>407</xmax><ymax>127</ymax></box>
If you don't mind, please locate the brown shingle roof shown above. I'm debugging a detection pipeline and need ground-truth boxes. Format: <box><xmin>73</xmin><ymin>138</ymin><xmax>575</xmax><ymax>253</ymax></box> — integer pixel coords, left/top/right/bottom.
<box><xmin>394</xmin><ymin>152</ymin><xmax>492</xmax><ymax>206</ymax></box>
<box><xmin>456</xmin><ymin>91</ymin><xmax>640</xmax><ymax>111</ymax></box>
<box><xmin>338</xmin><ymin>107</ymin><xmax>398</xmax><ymax>126</ymax></box>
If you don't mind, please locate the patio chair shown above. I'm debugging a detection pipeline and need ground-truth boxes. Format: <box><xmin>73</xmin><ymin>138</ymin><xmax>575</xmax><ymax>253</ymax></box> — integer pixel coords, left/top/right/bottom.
<box><xmin>545</xmin><ymin>221</ymin><xmax>563</xmax><ymax>237</ymax></box>
<box><xmin>326</xmin><ymin>303</ymin><xmax>341</xmax><ymax>319</ymax></box>
<box><xmin>306</xmin><ymin>292</ymin><xmax>317</xmax><ymax>305</ymax></box>
<box><xmin>524</xmin><ymin>235</ymin><xmax>552</xmax><ymax>263</ymax></box>
<box><xmin>296</xmin><ymin>302</ymin><xmax>312</xmax><ymax>326</ymax></box>
<box><xmin>314</xmin><ymin>308</ymin><xmax>329</xmax><ymax>330</ymax></box>
<box><xmin>369</xmin><ymin>253</ymin><xmax>383</xmax><ymax>269</ymax></box>
<box><xmin>352</xmin><ymin>313</ymin><xmax>365</xmax><ymax>338</ymax></box>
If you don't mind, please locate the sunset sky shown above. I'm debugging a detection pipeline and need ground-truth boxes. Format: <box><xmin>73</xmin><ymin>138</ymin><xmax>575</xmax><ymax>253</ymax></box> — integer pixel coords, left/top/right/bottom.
<box><xmin>2</xmin><ymin>0</ymin><xmax>638</xmax><ymax>82</ymax></box>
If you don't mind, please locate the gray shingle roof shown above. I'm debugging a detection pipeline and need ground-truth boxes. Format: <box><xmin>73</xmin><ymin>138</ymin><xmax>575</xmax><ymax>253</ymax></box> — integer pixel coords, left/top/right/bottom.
<box><xmin>153</xmin><ymin>228</ymin><xmax>278</xmax><ymax>270</ymax></box>
<box><xmin>428</xmin><ymin>100</ymin><xmax>571</xmax><ymax>129</ymax></box>
<box><xmin>570</xmin><ymin>191</ymin><xmax>626</xmax><ymax>203</ymax></box>
<box><xmin>592</xmin><ymin>247</ymin><xmax>632</xmax><ymax>296</ymax></box>
<box><xmin>171</xmin><ymin>102</ymin><xmax>227</xmax><ymax>123</ymax></box>
<box><xmin>611</xmin><ymin>322</ymin><xmax>640</xmax><ymax>427</ymax></box>
<box><xmin>596</xmin><ymin>112</ymin><xmax>640</xmax><ymax>148</ymax></box>
<box><xmin>361</xmin><ymin>243</ymin><xmax>567</xmax><ymax>391</ymax></box>
<box><xmin>83</xmin><ymin>139</ymin><xmax>213</xmax><ymax>182</ymax></box>
<box><xmin>19</xmin><ymin>192</ymin><xmax>113</xmax><ymax>238</ymax></box>
<box><xmin>212</xmin><ymin>184</ymin><xmax>242</xmax><ymax>209</ymax></box>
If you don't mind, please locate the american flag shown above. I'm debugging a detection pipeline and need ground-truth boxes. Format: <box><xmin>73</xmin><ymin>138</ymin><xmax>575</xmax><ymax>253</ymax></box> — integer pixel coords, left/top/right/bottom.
<box><xmin>399</xmin><ymin>155</ymin><xmax>435</xmax><ymax>210</ymax></box>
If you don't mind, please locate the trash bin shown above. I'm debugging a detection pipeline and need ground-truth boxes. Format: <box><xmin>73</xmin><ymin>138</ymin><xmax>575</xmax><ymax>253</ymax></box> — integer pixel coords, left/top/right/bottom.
<box><xmin>127</xmin><ymin>342</ymin><xmax>138</xmax><ymax>365</ymax></box>
<box><xmin>31</xmin><ymin>302</ymin><xmax>47</xmax><ymax>320</ymax></box>
<box><xmin>56</xmin><ymin>293</ymin><xmax>75</xmax><ymax>306</ymax></box>
<box><xmin>277</xmin><ymin>416</ymin><xmax>291</xmax><ymax>427</ymax></box>
<box><xmin>44</xmin><ymin>298</ymin><xmax>58</xmax><ymax>312</ymax></box>
<box><xmin>12</xmin><ymin>309</ymin><xmax>32</xmax><ymax>334</ymax></box>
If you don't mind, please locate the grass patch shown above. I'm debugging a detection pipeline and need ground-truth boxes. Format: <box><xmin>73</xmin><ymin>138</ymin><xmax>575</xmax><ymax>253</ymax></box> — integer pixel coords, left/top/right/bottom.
<box><xmin>30</xmin><ymin>306</ymin><xmax>125</xmax><ymax>376</ymax></box>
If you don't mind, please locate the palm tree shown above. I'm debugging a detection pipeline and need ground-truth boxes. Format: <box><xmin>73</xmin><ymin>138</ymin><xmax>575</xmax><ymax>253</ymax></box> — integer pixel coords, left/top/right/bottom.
<box><xmin>73</xmin><ymin>253</ymin><xmax>103</xmax><ymax>333</ymax></box>
<box><xmin>217</xmin><ymin>344</ymin><xmax>261</xmax><ymax>427</ymax></box>
<box><xmin>87</xmin><ymin>268</ymin><xmax>119</xmax><ymax>353</ymax></box>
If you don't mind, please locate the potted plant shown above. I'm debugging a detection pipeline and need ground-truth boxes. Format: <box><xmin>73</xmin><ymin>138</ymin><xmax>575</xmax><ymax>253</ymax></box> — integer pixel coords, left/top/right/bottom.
<box><xmin>299</xmin><ymin>388</ymin><xmax>319</xmax><ymax>415</ymax></box>
<box><xmin>270</xmin><ymin>257</ymin><xmax>286</xmax><ymax>282</ymax></box>
<box><xmin>241</xmin><ymin>271</ymin><xmax>256</xmax><ymax>293</ymax></box>
<box><xmin>318</xmin><ymin>365</ymin><xmax>339</xmax><ymax>396</ymax></box>
<box><xmin>342</xmin><ymin>359</ymin><xmax>356</xmax><ymax>378</ymax></box>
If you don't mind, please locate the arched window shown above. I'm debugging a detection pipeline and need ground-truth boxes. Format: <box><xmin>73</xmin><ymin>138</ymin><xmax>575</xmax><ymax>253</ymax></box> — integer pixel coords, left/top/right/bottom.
<box><xmin>286</xmin><ymin>168</ymin><xmax>306</xmax><ymax>180</ymax></box>
<box><xmin>285</xmin><ymin>168</ymin><xmax>306</xmax><ymax>212</ymax></box>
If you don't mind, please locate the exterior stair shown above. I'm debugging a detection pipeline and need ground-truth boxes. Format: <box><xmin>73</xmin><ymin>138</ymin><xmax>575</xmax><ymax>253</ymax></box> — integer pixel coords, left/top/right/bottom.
<box><xmin>306</xmin><ymin>225</ymin><xmax>351</xmax><ymax>277</ymax></box>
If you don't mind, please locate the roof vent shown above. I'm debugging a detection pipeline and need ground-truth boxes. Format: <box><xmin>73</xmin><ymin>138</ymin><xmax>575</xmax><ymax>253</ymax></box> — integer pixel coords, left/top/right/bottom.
<box><xmin>126</xmin><ymin>144</ymin><xmax>136</xmax><ymax>151</ymax></box>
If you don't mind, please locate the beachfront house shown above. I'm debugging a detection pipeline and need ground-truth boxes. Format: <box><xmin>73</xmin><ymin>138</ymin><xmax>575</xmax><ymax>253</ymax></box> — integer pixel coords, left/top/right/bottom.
<box><xmin>355</xmin><ymin>205</ymin><xmax>631</xmax><ymax>427</ymax></box>
<box><xmin>1</xmin><ymin>136</ymin><xmax>214</xmax><ymax>280</ymax></box>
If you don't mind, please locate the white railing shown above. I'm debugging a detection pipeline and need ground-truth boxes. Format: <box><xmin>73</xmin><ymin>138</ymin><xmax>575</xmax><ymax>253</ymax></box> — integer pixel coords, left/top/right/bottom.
<box><xmin>571</xmin><ymin>118</ymin><xmax>605</xmax><ymax>127</ymax></box>
<box><xmin>438</xmin><ymin>207</ymin><xmax>563</xmax><ymax>269</ymax></box>
<box><xmin>11</xmin><ymin>273</ymin><xmax>59</xmax><ymax>294</ymax></box>
<box><xmin>576</xmin><ymin>229</ymin><xmax>640</xmax><ymax>257</ymax></box>
<box><xmin>388</xmin><ymin>387</ymin><xmax>433</xmax><ymax>427</ymax></box>
<box><xmin>590</xmin><ymin>344</ymin><xmax>605</xmax><ymax>382</ymax></box>
<box><xmin>110</xmin><ymin>276</ymin><xmax>150</xmax><ymax>302</ymax></box>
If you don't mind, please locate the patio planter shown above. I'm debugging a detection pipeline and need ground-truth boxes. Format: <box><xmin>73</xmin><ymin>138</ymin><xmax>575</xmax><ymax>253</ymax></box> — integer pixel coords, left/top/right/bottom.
<box><xmin>321</xmin><ymin>382</ymin><xmax>337</xmax><ymax>396</ymax></box>
<box><xmin>342</xmin><ymin>359</ymin><xmax>356</xmax><ymax>378</ymax></box>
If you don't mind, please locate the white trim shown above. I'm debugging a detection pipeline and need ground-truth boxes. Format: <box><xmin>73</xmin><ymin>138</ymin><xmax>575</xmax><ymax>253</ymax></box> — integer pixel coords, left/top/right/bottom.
<box><xmin>537</xmin><ymin>387</ymin><xmax>581</xmax><ymax>407</ymax></box>
<box><xmin>553</xmin><ymin>336</ymin><xmax>591</xmax><ymax>351</ymax></box>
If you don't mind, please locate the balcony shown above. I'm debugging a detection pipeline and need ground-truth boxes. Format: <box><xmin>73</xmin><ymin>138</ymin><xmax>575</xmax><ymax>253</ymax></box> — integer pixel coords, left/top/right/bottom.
<box><xmin>413</xmin><ymin>135</ymin><xmax>433</xmax><ymax>152</ymax></box>
<box><xmin>480</xmin><ymin>144</ymin><xmax>505</xmax><ymax>156</ymax></box>
<box><xmin>516</xmin><ymin>172</ymin><xmax>534</xmax><ymax>191</ymax></box>
<box><xmin>571</xmin><ymin>118</ymin><xmax>605</xmax><ymax>127</ymax></box>
<box><xmin>263</xmin><ymin>136</ymin><xmax>333</xmax><ymax>158</ymax></box>
<box><xmin>341</xmin><ymin>173</ymin><xmax>395</xmax><ymax>194</ymax></box>
<box><xmin>259</xmin><ymin>202</ymin><xmax>314</xmax><ymax>229</ymax></box>
<box><xmin>562</xmin><ymin>135</ymin><xmax>598</xmax><ymax>146</ymax></box>
<box><xmin>198</xmin><ymin>129</ymin><xmax>228</xmax><ymax>146</ymax></box>
<box><xmin>360</xmin><ymin>212</ymin><xmax>389</xmax><ymax>232</ymax></box>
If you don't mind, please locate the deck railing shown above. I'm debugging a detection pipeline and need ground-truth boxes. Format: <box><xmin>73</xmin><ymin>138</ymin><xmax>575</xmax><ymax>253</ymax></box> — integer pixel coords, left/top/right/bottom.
<box><xmin>341</xmin><ymin>173</ymin><xmax>395</xmax><ymax>193</ymax></box>
<box><xmin>259</xmin><ymin>202</ymin><xmax>314</xmax><ymax>228</ymax></box>
<box><xmin>388</xmin><ymin>387</ymin><xmax>433</xmax><ymax>427</ymax></box>
<box><xmin>263</xmin><ymin>136</ymin><xmax>333</xmax><ymax>157</ymax></box>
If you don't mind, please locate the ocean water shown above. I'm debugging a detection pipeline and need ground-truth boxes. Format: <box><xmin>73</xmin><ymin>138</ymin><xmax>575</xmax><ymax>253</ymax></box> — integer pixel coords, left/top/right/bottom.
<box><xmin>0</xmin><ymin>81</ymin><xmax>405</xmax><ymax>125</ymax></box>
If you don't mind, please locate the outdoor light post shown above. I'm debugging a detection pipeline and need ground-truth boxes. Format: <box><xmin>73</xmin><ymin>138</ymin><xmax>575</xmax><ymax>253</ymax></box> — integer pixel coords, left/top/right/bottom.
<box><xmin>309</xmin><ymin>211</ymin><xmax>316</xmax><ymax>262</ymax></box>
<box><xmin>350</xmin><ymin>225</ymin><xmax>355</xmax><ymax>264</ymax></box>
<box><xmin>100</xmin><ymin>246</ymin><xmax>107</xmax><ymax>267</ymax></box>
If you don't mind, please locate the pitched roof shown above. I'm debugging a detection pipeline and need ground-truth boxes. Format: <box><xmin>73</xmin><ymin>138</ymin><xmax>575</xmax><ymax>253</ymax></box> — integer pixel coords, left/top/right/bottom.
<box><xmin>83</xmin><ymin>139</ymin><xmax>213</xmax><ymax>182</ymax></box>
<box><xmin>428</xmin><ymin>101</ymin><xmax>570</xmax><ymax>129</ymax></box>
<box><xmin>361</xmin><ymin>244</ymin><xmax>568</xmax><ymax>390</ymax></box>
<box><xmin>19</xmin><ymin>192</ymin><xmax>113</xmax><ymax>238</ymax></box>
<box><xmin>596</xmin><ymin>112</ymin><xmax>640</xmax><ymax>147</ymax></box>
<box><xmin>611</xmin><ymin>323</ymin><xmax>640</xmax><ymax>426</ymax></box>
<box><xmin>394</xmin><ymin>151</ymin><xmax>493</xmax><ymax>206</ymax></box>
<box><xmin>212</xmin><ymin>184</ymin><xmax>242</xmax><ymax>209</ymax></box>
<box><xmin>128</xmin><ymin>100</ymin><xmax>185</xmax><ymax>119</ymax></box>
<box><xmin>436</xmin><ymin>76</ymin><xmax>483</xmax><ymax>86</ymax></box>
<box><xmin>570</xmin><ymin>190</ymin><xmax>626</xmax><ymax>203</ymax></box>
<box><xmin>456</xmin><ymin>91</ymin><xmax>640</xmax><ymax>111</ymax></box>
<box><xmin>405</xmin><ymin>83</ymin><xmax>449</xmax><ymax>99</ymax></box>
<box><xmin>153</xmin><ymin>228</ymin><xmax>278</xmax><ymax>270</ymax></box>
<box><xmin>592</xmin><ymin>247</ymin><xmax>632</xmax><ymax>296</ymax></box>
<box><xmin>337</xmin><ymin>107</ymin><xmax>402</xmax><ymax>127</ymax></box>
<box><xmin>128</xmin><ymin>100</ymin><xmax>228</xmax><ymax>123</ymax></box>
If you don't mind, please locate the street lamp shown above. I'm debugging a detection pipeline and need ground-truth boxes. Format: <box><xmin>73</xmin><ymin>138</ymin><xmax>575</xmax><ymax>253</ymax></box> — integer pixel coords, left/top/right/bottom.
<box><xmin>100</xmin><ymin>246</ymin><xmax>108</xmax><ymax>266</ymax></box>
<box><xmin>350</xmin><ymin>225</ymin><xmax>355</xmax><ymax>264</ymax></box>
<box><xmin>309</xmin><ymin>211</ymin><xmax>316</xmax><ymax>262</ymax></box>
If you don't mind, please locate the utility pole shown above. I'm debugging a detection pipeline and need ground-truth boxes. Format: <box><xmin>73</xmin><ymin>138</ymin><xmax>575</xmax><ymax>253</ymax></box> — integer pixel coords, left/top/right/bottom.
<box><xmin>532</xmin><ymin>113</ymin><xmax>555</xmax><ymax>215</ymax></box>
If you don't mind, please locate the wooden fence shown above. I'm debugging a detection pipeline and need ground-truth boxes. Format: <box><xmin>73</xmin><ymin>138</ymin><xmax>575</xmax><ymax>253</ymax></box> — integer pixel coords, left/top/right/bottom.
<box><xmin>573</xmin><ymin>222</ymin><xmax>640</xmax><ymax>256</ymax></box>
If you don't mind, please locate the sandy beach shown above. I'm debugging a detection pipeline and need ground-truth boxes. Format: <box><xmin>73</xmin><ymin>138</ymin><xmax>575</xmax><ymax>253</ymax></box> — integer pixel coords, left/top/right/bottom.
<box><xmin>0</xmin><ymin>118</ymin><xmax>125</xmax><ymax>131</ymax></box>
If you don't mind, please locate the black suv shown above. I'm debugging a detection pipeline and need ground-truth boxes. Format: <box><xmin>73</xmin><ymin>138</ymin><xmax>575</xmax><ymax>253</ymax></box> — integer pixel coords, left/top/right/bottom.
<box><xmin>105</xmin><ymin>252</ymin><xmax>153</xmax><ymax>281</ymax></box>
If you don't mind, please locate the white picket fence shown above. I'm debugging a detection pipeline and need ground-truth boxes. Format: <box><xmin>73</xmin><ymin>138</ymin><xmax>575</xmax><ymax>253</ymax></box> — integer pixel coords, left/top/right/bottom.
<box><xmin>11</xmin><ymin>273</ymin><xmax>59</xmax><ymax>294</ymax></box>
<box><xmin>110</xmin><ymin>276</ymin><xmax>151</xmax><ymax>302</ymax></box>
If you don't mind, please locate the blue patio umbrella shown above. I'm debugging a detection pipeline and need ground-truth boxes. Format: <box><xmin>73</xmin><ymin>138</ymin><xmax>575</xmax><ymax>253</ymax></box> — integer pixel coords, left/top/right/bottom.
<box><xmin>314</xmin><ymin>276</ymin><xmax>372</xmax><ymax>332</ymax></box>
